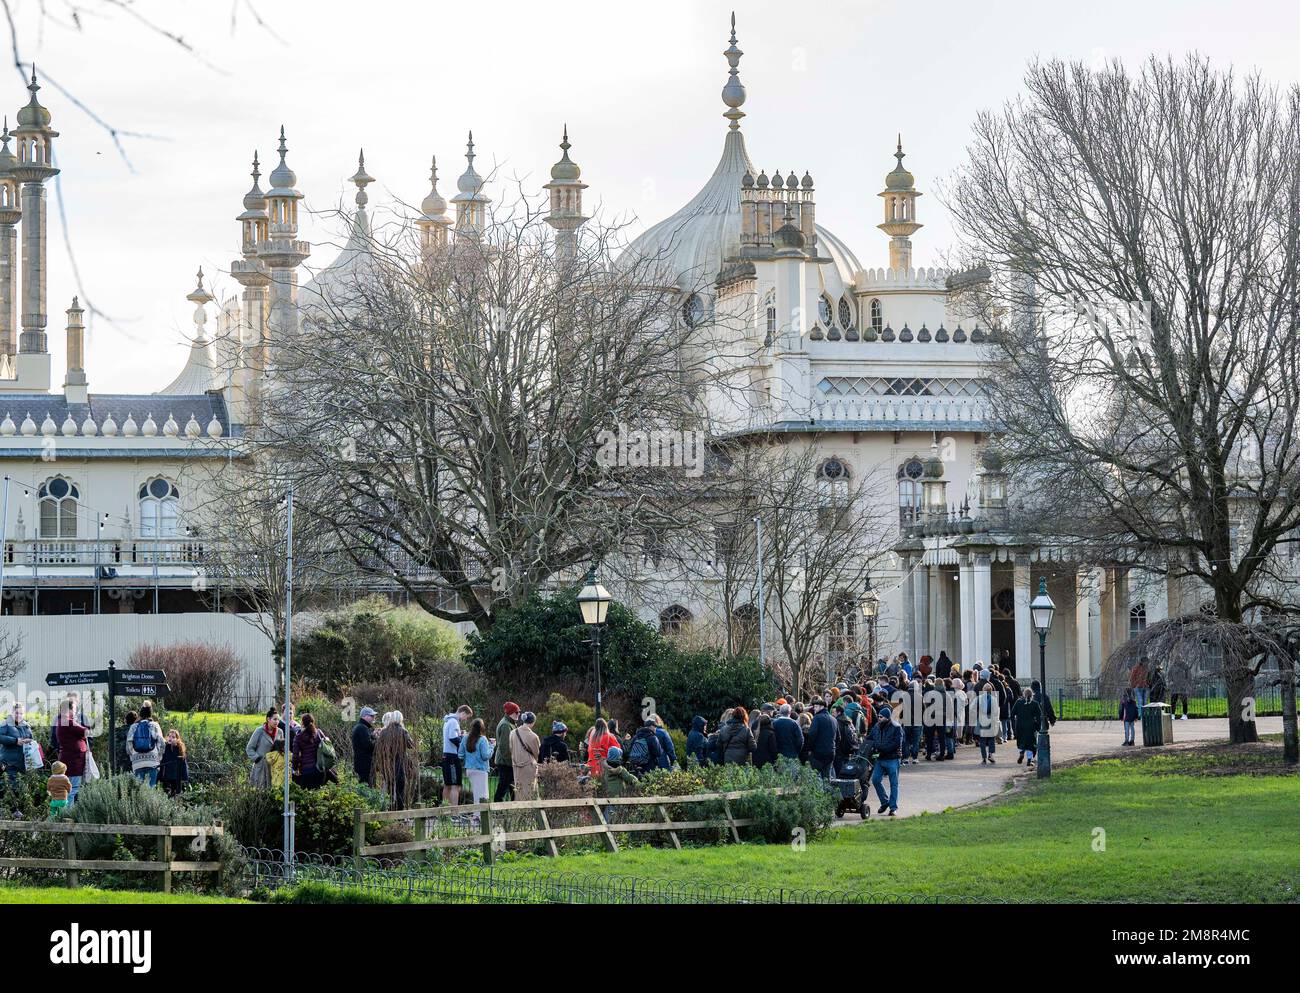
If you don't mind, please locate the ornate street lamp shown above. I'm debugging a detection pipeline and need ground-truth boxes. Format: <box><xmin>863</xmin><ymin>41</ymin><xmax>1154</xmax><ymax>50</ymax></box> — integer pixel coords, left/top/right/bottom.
<box><xmin>1029</xmin><ymin>576</ymin><xmax>1056</xmax><ymax>778</ymax></box>
<box><xmin>860</xmin><ymin>581</ymin><xmax>879</xmax><ymax>665</ymax></box>
<box><xmin>577</xmin><ymin>567</ymin><xmax>612</xmax><ymax>720</ymax></box>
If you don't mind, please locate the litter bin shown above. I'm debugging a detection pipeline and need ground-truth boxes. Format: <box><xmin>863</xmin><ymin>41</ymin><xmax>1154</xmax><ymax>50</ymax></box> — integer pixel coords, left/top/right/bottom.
<box><xmin>1141</xmin><ymin>703</ymin><xmax>1173</xmax><ymax>746</ymax></box>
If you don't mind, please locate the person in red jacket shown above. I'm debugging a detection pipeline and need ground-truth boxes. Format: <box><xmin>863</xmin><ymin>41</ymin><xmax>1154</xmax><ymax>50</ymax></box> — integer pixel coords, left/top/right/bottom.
<box><xmin>54</xmin><ymin>699</ymin><xmax>89</xmax><ymax>805</ymax></box>
<box><xmin>585</xmin><ymin>718</ymin><xmax>621</xmax><ymax>779</ymax></box>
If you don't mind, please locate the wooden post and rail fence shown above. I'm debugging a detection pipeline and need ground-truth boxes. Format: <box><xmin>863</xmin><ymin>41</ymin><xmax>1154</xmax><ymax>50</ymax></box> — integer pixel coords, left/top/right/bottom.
<box><xmin>353</xmin><ymin>787</ymin><xmax>792</xmax><ymax>864</ymax></box>
<box><xmin>0</xmin><ymin>820</ymin><xmax>223</xmax><ymax>893</ymax></box>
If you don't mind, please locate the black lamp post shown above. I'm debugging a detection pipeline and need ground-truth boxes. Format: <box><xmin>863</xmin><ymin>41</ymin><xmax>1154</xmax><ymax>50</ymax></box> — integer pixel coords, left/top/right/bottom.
<box><xmin>577</xmin><ymin>567</ymin><xmax>612</xmax><ymax>720</ymax></box>
<box><xmin>1029</xmin><ymin>576</ymin><xmax>1056</xmax><ymax>778</ymax></box>
<box><xmin>860</xmin><ymin>580</ymin><xmax>879</xmax><ymax>667</ymax></box>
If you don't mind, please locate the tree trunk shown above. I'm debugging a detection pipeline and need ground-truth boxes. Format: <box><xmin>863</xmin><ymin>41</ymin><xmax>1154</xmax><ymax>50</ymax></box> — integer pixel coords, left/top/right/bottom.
<box><xmin>1225</xmin><ymin>663</ymin><xmax>1260</xmax><ymax>745</ymax></box>
<box><xmin>1281</xmin><ymin>661</ymin><xmax>1298</xmax><ymax>765</ymax></box>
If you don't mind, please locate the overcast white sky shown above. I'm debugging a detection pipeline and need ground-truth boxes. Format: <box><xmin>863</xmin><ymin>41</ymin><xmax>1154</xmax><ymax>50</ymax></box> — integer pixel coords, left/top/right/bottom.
<box><xmin>11</xmin><ymin>0</ymin><xmax>1298</xmax><ymax>392</ymax></box>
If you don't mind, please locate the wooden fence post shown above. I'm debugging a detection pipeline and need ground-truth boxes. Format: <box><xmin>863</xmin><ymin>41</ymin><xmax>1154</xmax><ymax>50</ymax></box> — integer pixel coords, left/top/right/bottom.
<box><xmin>159</xmin><ymin>835</ymin><xmax>172</xmax><ymax>894</ymax></box>
<box><xmin>353</xmin><ymin>810</ymin><xmax>366</xmax><ymax>871</ymax></box>
<box><xmin>64</xmin><ymin>834</ymin><xmax>78</xmax><ymax>889</ymax></box>
<box><xmin>481</xmin><ymin>804</ymin><xmax>495</xmax><ymax>866</ymax></box>
<box><xmin>657</xmin><ymin>803</ymin><xmax>682</xmax><ymax>850</ymax></box>
<box><xmin>723</xmin><ymin>798</ymin><xmax>742</xmax><ymax>844</ymax></box>
<box><xmin>590</xmin><ymin>800</ymin><xmax>619</xmax><ymax>853</ymax></box>
<box><xmin>536</xmin><ymin>806</ymin><xmax>559</xmax><ymax>858</ymax></box>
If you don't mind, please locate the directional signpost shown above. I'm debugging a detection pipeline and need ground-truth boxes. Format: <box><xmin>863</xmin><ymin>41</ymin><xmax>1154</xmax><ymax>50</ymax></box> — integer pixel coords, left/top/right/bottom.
<box><xmin>45</xmin><ymin>659</ymin><xmax>170</xmax><ymax>774</ymax></box>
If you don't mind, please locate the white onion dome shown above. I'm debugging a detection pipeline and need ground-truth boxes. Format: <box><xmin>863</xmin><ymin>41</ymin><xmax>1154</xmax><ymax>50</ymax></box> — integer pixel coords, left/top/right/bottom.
<box><xmin>550</xmin><ymin>127</ymin><xmax>582</xmax><ymax>182</ymax></box>
<box><xmin>141</xmin><ymin>413</ymin><xmax>157</xmax><ymax>437</ymax></box>
<box><xmin>16</xmin><ymin>71</ymin><xmax>51</xmax><ymax>129</ymax></box>
<box><xmin>122</xmin><ymin>413</ymin><xmax>138</xmax><ymax>437</ymax></box>
<box><xmin>19</xmin><ymin>413</ymin><xmax>35</xmax><ymax>436</ymax></box>
<box><xmin>206</xmin><ymin>415</ymin><xmax>223</xmax><ymax>438</ymax></box>
<box><xmin>239</xmin><ymin>151</ymin><xmax>267</xmax><ymax>216</ymax></box>
<box><xmin>40</xmin><ymin>414</ymin><xmax>56</xmax><ymax>436</ymax></box>
<box><xmin>0</xmin><ymin>413</ymin><xmax>12</xmax><ymax>436</ymax></box>
<box><xmin>421</xmin><ymin>157</ymin><xmax>449</xmax><ymax>217</ymax></box>
<box><xmin>267</xmin><ymin>126</ymin><xmax>302</xmax><ymax>199</ymax></box>
<box><xmin>80</xmin><ymin>414</ymin><xmax>97</xmax><ymax>436</ymax></box>
<box><xmin>184</xmin><ymin>415</ymin><xmax>201</xmax><ymax>438</ymax></box>
<box><xmin>60</xmin><ymin>414</ymin><xmax>77</xmax><ymax>436</ymax></box>
<box><xmin>885</xmin><ymin>137</ymin><xmax>915</xmax><ymax>191</ymax></box>
<box><xmin>0</xmin><ymin>124</ymin><xmax>16</xmax><ymax>175</ymax></box>
<box><xmin>101</xmin><ymin>414</ymin><xmax>118</xmax><ymax>436</ymax></box>
<box><xmin>163</xmin><ymin>413</ymin><xmax>179</xmax><ymax>437</ymax></box>
<box><xmin>452</xmin><ymin>132</ymin><xmax>489</xmax><ymax>203</ymax></box>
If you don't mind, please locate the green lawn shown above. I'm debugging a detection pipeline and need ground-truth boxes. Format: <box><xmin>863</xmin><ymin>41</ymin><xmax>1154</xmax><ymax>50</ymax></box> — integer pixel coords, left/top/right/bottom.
<box><xmin>542</xmin><ymin>744</ymin><xmax>1300</xmax><ymax>903</ymax></box>
<box><xmin>1</xmin><ymin>884</ymin><xmax>247</xmax><ymax>904</ymax></box>
<box><xmin>167</xmin><ymin>711</ymin><xmax>265</xmax><ymax>730</ymax></box>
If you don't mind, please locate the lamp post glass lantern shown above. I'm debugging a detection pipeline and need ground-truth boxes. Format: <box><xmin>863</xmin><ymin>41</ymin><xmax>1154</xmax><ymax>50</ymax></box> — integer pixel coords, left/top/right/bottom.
<box><xmin>1029</xmin><ymin>577</ymin><xmax>1055</xmax><ymax>777</ymax></box>
<box><xmin>578</xmin><ymin>568</ymin><xmax>612</xmax><ymax>719</ymax></box>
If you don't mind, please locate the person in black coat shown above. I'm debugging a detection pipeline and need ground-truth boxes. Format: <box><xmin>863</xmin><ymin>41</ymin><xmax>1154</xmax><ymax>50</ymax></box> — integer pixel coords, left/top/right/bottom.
<box><xmin>539</xmin><ymin>722</ymin><xmax>571</xmax><ymax>764</ymax></box>
<box><xmin>805</xmin><ymin>701</ymin><xmax>837</xmax><ymax>778</ymax></box>
<box><xmin>686</xmin><ymin>716</ymin><xmax>710</xmax><ymax>766</ymax></box>
<box><xmin>753</xmin><ymin>714</ymin><xmax>778</xmax><ymax>768</ymax></box>
<box><xmin>351</xmin><ymin>709</ymin><xmax>377</xmax><ymax>785</ymax></box>
<box><xmin>626</xmin><ymin>721</ymin><xmax>663</xmax><ymax>775</ymax></box>
<box><xmin>771</xmin><ymin>704</ymin><xmax>804</xmax><ymax>761</ymax></box>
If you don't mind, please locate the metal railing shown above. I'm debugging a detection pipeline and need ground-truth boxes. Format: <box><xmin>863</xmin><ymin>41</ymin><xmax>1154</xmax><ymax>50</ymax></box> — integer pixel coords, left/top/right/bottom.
<box><xmin>3</xmin><ymin>537</ymin><xmax>206</xmax><ymax>567</ymax></box>
<box><xmin>238</xmin><ymin>848</ymin><xmax>879</xmax><ymax>905</ymax></box>
<box><xmin>1047</xmin><ymin>675</ymin><xmax>1284</xmax><ymax>721</ymax></box>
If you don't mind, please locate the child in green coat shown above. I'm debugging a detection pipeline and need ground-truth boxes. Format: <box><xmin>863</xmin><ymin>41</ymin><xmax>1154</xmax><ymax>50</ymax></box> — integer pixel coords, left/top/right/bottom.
<box><xmin>600</xmin><ymin>746</ymin><xmax>638</xmax><ymax>824</ymax></box>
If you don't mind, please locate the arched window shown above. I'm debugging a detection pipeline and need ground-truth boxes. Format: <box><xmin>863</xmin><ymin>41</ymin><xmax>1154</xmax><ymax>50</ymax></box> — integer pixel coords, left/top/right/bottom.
<box><xmin>683</xmin><ymin>293</ymin><xmax>705</xmax><ymax>329</ymax></box>
<box><xmin>660</xmin><ymin>604</ymin><xmax>693</xmax><ymax>637</ymax></box>
<box><xmin>828</xmin><ymin>594</ymin><xmax>858</xmax><ymax>653</ymax></box>
<box><xmin>139</xmin><ymin>477</ymin><xmax>181</xmax><ymax>538</ymax></box>
<box><xmin>897</xmin><ymin>458</ymin><xmax>924</xmax><ymax>527</ymax></box>
<box><xmin>869</xmin><ymin>298</ymin><xmax>883</xmax><ymax>333</ymax></box>
<box><xmin>817</xmin><ymin>457</ymin><xmax>851</xmax><ymax>532</ymax></box>
<box><xmin>732</xmin><ymin>603</ymin><xmax>759</xmax><ymax>653</ymax></box>
<box><xmin>818</xmin><ymin>295</ymin><xmax>834</xmax><ymax>329</ymax></box>
<box><xmin>1129</xmin><ymin>602</ymin><xmax>1147</xmax><ymax>639</ymax></box>
<box><xmin>38</xmin><ymin>476</ymin><xmax>79</xmax><ymax>538</ymax></box>
<box><xmin>838</xmin><ymin>296</ymin><xmax>855</xmax><ymax>331</ymax></box>
<box><xmin>764</xmin><ymin>292</ymin><xmax>777</xmax><ymax>347</ymax></box>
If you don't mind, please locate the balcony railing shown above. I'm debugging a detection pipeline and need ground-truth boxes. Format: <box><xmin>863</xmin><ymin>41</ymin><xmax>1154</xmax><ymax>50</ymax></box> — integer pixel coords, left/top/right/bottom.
<box><xmin>2</xmin><ymin>537</ymin><xmax>206</xmax><ymax>568</ymax></box>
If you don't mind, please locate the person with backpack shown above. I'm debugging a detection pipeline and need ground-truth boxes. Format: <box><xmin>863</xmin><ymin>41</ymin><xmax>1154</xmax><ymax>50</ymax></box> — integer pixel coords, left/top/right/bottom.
<box><xmin>833</xmin><ymin>702</ymin><xmax>859</xmax><ymax>775</ymax></box>
<box><xmin>127</xmin><ymin>704</ymin><xmax>164</xmax><ymax>786</ymax></box>
<box><xmin>626</xmin><ymin>719</ymin><xmax>663</xmax><ymax>776</ymax></box>
<box><xmin>291</xmin><ymin>712</ymin><xmax>331</xmax><ymax>789</ymax></box>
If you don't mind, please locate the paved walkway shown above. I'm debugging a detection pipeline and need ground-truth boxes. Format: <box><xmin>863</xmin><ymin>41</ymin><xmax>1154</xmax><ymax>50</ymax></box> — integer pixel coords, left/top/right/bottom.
<box><xmin>837</xmin><ymin>716</ymin><xmax>1285</xmax><ymax>822</ymax></box>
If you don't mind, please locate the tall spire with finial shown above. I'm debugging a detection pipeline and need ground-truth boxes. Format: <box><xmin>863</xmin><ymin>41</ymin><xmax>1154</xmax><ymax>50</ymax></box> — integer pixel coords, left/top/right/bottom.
<box><xmin>878</xmin><ymin>134</ymin><xmax>922</xmax><ymax>273</ymax></box>
<box><xmin>258</xmin><ymin>125</ymin><xmax>310</xmax><ymax>353</ymax></box>
<box><xmin>13</xmin><ymin>62</ymin><xmax>59</xmax><ymax>368</ymax></box>
<box><xmin>545</xmin><ymin>124</ymin><xmax>589</xmax><ymax>258</ymax></box>
<box><xmin>417</xmin><ymin>155</ymin><xmax>452</xmax><ymax>253</ymax></box>
<box><xmin>62</xmin><ymin>294</ymin><xmax>86</xmax><ymax>403</ymax></box>
<box><xmin>0</xmin><ymin>117</ymin><xmax>20</xmax><ymax>360</ymax></box>
<box><xmin>349</xmin><ymin>149</ymin><xmax>375</xmax><ymax>236</ymax></box>
<box><xmin>452</xmin><ymin>130</ymin><xmax>491</xmax><ymax>236</ymax></box>
<box><xmin>721</xmin><ymin>12</ymin><xmax>747</xmax><ymax>131</ymax></box>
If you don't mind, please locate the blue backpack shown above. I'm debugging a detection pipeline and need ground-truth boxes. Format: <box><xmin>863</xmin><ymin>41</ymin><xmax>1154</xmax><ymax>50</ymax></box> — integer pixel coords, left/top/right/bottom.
<box><xmin>627</xmin><ymin>733</ymin><xmax>653</xmax><ymax>769</ymax></box>
<box><xmin>132</xmin><ymin>720</ymin><xmax>156</xmax><ymax>754</ymax></box>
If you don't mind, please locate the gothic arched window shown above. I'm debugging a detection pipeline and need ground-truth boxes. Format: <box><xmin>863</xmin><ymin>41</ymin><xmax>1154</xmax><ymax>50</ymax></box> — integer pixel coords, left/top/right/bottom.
<box><xmin>660</xmin><ymin>604</ymin><xmax>693</xmax><ymax>637</ymax></box>
<box><xmin>897</xmin><ymin>457</ymin><xmax>924</xmax><ymax>527</ymax></box>
<box><xmin>38</xmin><ymin>476</ymin><xmax>79</xmax><ymax>538</ymax></box>
<box><xmin>683</xmin><ymin>293</ymin><xmax>706</xmax><ymax>329</ymax></box>
<box><xmin>817</xmin><ymin>457</ymin><xmax>851</xmax><ymax>532</ymax></box>
<box><xmin>818</xmin><ymin>295</ymin><xmax>834</xmax><ymax>329</ymax></box>
<box><xmin>838</xmin><ymin>296</ymin><xmax>855</xmax><ymax>331</ymax></box>
<box><xmin>139</xmin><ymin>477</ymin><xmax>181</xmax><ymax>538</ymax></box>
<box><xmin>732</xmin><ymin>603</ymin><xmax>759</xmax><ymax>653</ymax></box>
<box><xmin>828</xmin><ymin>594</ymin><xmax>858</xmax><ymax>653</ymax></box>
<box><xmin>1129</xmin><ymin>602</ymin><xmax>1147</xmax><ymax>639</ymax></box>
<box><xmin>869</xmin><ymin>298</ymin><xmax>883</xmax><ymax>333</ymax></box>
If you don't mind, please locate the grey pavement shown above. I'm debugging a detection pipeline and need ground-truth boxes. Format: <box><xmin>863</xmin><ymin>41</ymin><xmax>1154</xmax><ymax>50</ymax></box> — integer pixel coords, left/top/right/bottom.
<box><xmin>835</xmin><ymin>716</ymin><xmax>1285</xmax><ymax>822</ymax></box>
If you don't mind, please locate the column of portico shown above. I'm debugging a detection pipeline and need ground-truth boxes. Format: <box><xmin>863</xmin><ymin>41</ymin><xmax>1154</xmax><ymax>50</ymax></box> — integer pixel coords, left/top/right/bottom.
<box><xmin>1076</xmin><ymin>566</ymin><xmax>1100</xmax><ymax>678</ymax></box>
<box><xmin>957</xmin><ymin>552</ymin><xmax>973</xmax><ymax>666</ymax></box>
<box><xmin>929</xmin><ymin>564</ymin><xmax>945</xmax><ymax>660</ymax></box>
<box><xmin>1013</xmin><ymin>554</ymin><xmax>1033</xmax><ymax>681</ymax></box>
<box><xmin>973</xmin><ymin>551</ymin><xmax>992</xmax><ymax>666</ymax></box>
<box><xmin>914</xmin><ymin>556</ymin><xmax>930</xmax><ymax>660</ymax></box>
<box><xmin>900</xmin><ymin>551</ymin><xmax>915</xmax><ymax>662</ymax></box>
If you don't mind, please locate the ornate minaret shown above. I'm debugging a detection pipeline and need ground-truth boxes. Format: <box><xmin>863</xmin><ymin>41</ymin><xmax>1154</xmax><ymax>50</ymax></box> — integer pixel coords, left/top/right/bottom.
<box><xmin>0</xmin><ymin>122</ymin><xmax>19</xmax><ymax>363</ymax></box>
<box><xmin>544</xmin><ymin>126</ymin><xmax>588</xmax><ymax>258</ymax></box>
<box><xmin>257</xmin><ymin>127</ymin><xmax>310</xmax><ymax>353</ymax></box>
<box><xmin>452</xmin><ymin>132</ymin><xmax>491</xmax><ymax>238</ymax></box>
<box><xmin>62</xmin><ymin>296</ymin><xmax>86</xmax><ymax>403</ymax></box>
<box><xmin>878</xmin><ymin>136</ymin><xmax>922</xmax><ymax>272</ymax></box>
<box><xmin>349</xmin><ymin>149</ymin><xmax>374</xmax><ymax>237</ymax></box>
<box><xmin>231</xmin><ymin>152</ymin><xmax>270</xmax><ymax>418</ymax></box>
<box><xmin>12</xmin><ymin>70</ymin><xmax>58</xmax><ymax>388</ymax></box>
<box><xmin>415</xmin><ymin>156</ymin><xmax>452</xmax><ymax>256</ymax></box>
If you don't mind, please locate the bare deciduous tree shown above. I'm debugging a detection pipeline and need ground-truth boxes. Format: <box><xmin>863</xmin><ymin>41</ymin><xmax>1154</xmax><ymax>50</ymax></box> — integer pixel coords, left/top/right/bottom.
<box><xmin>946</xmin><ymin>55</ymin><xmax>1300</xmax><ymax>742</ymax></box>
<box><xmin>252</xmin><ymin>197</ymin><xmax>738</xmax><ymax>632</ymax></box>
